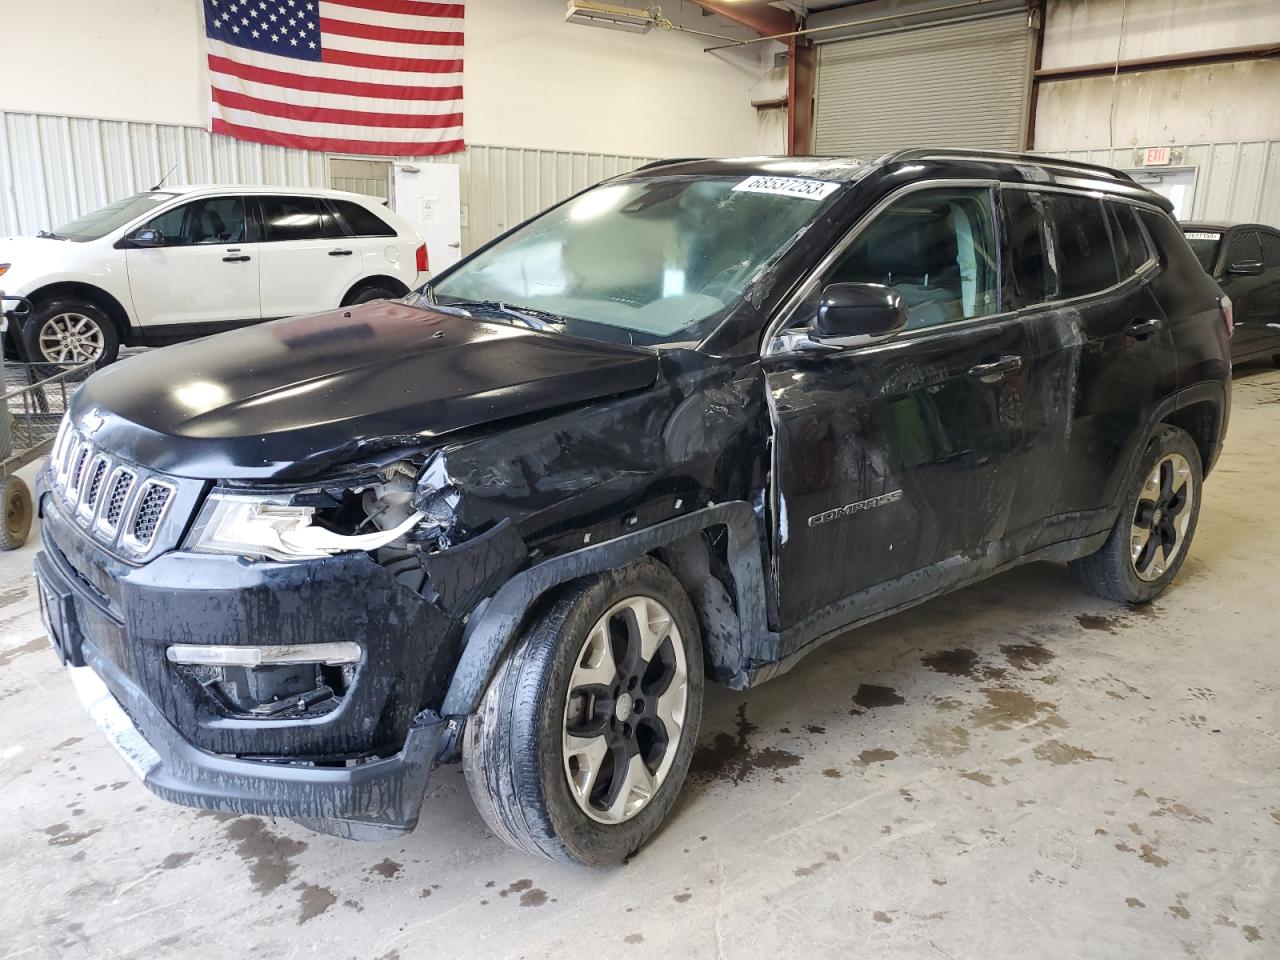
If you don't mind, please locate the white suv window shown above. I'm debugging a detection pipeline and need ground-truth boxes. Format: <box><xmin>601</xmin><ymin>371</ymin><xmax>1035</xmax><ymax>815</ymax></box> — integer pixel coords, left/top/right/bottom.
<box><xmin>141</xmin><ymin>196</ymin><xmax>248</xmax><ymax>246</ymax></box>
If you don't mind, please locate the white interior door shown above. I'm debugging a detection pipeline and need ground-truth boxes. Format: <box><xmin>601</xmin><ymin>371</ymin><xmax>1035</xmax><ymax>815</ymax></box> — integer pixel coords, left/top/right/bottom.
<box><xmin>1127</xmin><ymin>167</ymin><xmax>1197</xmax><ymax>220</ymax></box>
<box><xmin>394</xmin><ymin>163</ymin><xmax>463</xmax><ymax>272</ymax></box>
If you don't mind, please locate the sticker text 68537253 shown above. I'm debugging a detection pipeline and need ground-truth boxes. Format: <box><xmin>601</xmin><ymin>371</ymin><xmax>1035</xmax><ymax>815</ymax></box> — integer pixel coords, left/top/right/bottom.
<box><xmin>733</xmin><ymin>176</ymin><xmax>840</xmax><ymax>202</ymax></box>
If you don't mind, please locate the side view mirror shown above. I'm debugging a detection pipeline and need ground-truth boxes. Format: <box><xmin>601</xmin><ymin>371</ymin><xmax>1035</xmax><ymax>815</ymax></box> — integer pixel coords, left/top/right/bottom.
<box><xmin>128</xmin><ymin>228</ymin><xmax>165</xmax><ymax>248</ymax></box>
<box><xmin>814</xmin><ymin>282</ymin><xmax>909</xmax><ymax>347</ymax></box>
<box><xmin>1227</xmin><ymin>260</ymin><xmax>1263</xmax><ymax>277</ymax></box>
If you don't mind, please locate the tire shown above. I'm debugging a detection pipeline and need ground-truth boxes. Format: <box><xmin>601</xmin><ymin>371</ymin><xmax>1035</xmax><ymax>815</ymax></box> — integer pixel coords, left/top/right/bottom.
<box><xmin>463</xmin><ymin>557</ymin><xmax>704</xmax><ymax>865</ymax></box>
<box><xmin>343</xmin><ymin>283</ymin><xmax>401</xmax><ymax>307</ymax></box>
<box><xmin>1069</xmin><ymin>424</ymin><xmax>1203</xmax><ymax>604</ymax></box>
<box><xmin>25</xmin><ymin>297</ymin><xmax>120</xmax><ymax>367</ymax></box>
<box><xmin>0</xmin><ymin>476</ymin><xmax>32</xmax><ymax>550</ymax></box>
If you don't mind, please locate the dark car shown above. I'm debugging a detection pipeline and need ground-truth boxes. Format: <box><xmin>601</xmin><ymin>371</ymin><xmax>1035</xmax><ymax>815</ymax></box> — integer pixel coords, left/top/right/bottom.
<box><xmin>35</xmin><ymin>150</ymin><xmax>1231</xmax><ymax>865</ymax></box>
<box><xmin>1182</xmin><ymin>221</ymin><xmax>1280</xmax><ymax>365</ymax></box>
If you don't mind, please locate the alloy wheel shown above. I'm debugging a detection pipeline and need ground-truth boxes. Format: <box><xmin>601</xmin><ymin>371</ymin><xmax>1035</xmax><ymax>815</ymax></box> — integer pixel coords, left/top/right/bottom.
<box><xmin>37</xmin><ymin>312</ymin><xmax>105</xmax><ymax>364</ymax></box>
<box><xmin>1130</xmin><ymin>452</ymin><xmax>1195</xmax><ymax>582</ymax></box>
<box><xmin>562</xmin><ymin>596</ymin><xmax>688</xmax><ymax>825</ymax></box>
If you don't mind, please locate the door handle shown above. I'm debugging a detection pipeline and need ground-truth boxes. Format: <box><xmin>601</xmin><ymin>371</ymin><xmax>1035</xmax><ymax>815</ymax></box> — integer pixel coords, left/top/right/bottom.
<box><xmin>222</xmin><ymin>255</ymin><xmax>251</xmax><ymax>263</ymax></box>
<box><xmin>447</xmin><ymin>242</ymin><xmax>460</xmax><ymax>248</ymax></box>
<box><xmin>328</xmin><ymin>249</ymin><xmax>354</xmax><ymax>257</ymax></box>
<box><xmin>1126</xmin><ymin>317</ymin><xmax>1163</xmax><ymax>339</ymax></box>
<box><xmin>967</xmin><ymin>355</ymin><xmax>1022</xmax><ymax>382</ymax></box>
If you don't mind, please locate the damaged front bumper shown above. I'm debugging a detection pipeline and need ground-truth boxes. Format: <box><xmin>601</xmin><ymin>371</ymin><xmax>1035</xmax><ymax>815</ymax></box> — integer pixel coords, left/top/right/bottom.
<box><xmin>35</xmin><ymin>484</ymin><xmax>464</xmax><ymax>840</ymax></box>
<box><xmin>63</xmin><ymin>649</ymin><xmax>448</xmax><ymax>840</ymax></box>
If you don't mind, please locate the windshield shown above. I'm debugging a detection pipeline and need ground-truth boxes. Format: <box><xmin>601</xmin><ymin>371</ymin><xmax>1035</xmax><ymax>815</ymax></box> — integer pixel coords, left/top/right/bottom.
<box><xmin>430</xmin><ymin>175</ymin><xmax>843</xmax><ymax>346</ymax></box>
<box><xmin>51</xmin><ymin>192</ymin><xmax>177</xmax><ymax>242</ymax></box>
<box><xmin>1182</xmin><ymin>230</ymin><xmax>1222</xmax><ymax>273</ymax></box>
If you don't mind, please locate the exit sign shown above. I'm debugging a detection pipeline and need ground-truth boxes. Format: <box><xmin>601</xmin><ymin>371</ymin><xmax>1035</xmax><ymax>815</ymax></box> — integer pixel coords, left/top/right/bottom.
<box><xmin>1143</xmin><ymin>146</ymin><xmax>1172</xmax><ymax>166</ymax></box>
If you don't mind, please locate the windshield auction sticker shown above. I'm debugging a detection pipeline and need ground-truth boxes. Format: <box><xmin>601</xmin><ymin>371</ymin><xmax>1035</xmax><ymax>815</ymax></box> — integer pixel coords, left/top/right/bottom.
<box><xmin>733</xmin><ymin>175</ymin><xmax>840</xmax><ymax>201</ymax></box>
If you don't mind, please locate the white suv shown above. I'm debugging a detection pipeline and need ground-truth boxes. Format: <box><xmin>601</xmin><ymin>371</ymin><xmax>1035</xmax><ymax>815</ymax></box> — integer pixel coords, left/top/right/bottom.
<box><xmin>0</xmin><ymin>186</ymin><xmax>427</xmax><ymax>365</ymax></box>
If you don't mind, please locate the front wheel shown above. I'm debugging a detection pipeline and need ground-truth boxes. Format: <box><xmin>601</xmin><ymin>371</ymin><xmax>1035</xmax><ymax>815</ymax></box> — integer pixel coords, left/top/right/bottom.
<box><xmin>1069</xmin><ymin>424</ymin><xmax>1203</xmax><ymax>604</ymax></box>
<box><xmin>463</xmin><ymin>558</ymin><xmax>704</xmax><ymax>865</ymax></box>
<box><xmin>25</xmin><ymin>297</ymin><xmax>119</xmax><ymax>367</ymax></box>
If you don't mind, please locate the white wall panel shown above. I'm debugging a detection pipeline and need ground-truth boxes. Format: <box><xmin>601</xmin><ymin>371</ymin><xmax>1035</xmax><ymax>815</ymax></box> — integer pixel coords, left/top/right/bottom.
<box><xmin>0</xmin><ymin>110</ymin><xmax>653</xmax><ymax>254</ymax></box>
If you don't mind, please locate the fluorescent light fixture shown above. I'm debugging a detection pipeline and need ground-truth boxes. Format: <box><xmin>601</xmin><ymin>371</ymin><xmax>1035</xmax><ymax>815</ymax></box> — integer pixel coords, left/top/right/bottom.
<box><xmin>565</xmin><ymin>0</ymin><xmax>658</xmax><ymax>34</ymax></box>
<box><xmin>166</xmin><ymin>642</ymin><xmax>362</xmax><ymax>667</ymax></box>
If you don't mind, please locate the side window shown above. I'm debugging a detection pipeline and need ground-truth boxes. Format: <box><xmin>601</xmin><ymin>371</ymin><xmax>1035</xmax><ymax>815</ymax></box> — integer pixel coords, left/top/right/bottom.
<box><xmin>261</xmin><ymin>196</ymin><xmax>326</xmax><ymax>242</ymax></box>
<box><xmin>1260</xmin><ymin>231</ymin><xmax>1280</xmax><ymax>270</ymax></box>
<box><xmin>1041</xmin><ymin>193</ymin><xmax>1118</xmax><ymax>299</ymax></box>
<box><xmin>1001</xmin><ymin>188</ymin><xmax>1056</xmax><ymax>305</ymax></box>
<box><xmin>1109</xmin><ymin>202</ymin><xmax>1155</xmax><ymax>276</ymax></box>
<box><xmin>1224</xmin><ymin>229</ymin><xmax>1262</xmax><ymax>269</ymax></box>
<box><xmin>141</xmin><ymin>196</ymin><xmax>247</xmax><ymax>246</ymax></box>
<box><xmin>333</xmin><ymin>199</ymin><xmax>397</xmax><ymax>237</ymax></box>
<box><xmin>820</xmin><ymin>187</ymin><xmax>1000</xmax><ymax>330</ymax></box>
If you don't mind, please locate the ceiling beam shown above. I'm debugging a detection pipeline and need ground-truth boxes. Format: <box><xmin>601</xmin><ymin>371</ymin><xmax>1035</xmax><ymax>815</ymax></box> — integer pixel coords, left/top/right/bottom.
<box><xmin>685</xmin><ymin>1</ymin><xmax>795</xmax><ymax>38</ymax></box>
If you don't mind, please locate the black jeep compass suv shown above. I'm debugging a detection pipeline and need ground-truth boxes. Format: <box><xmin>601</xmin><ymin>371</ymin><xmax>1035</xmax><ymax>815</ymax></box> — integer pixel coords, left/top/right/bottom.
<box><xmin>35</xmin><ymin>151</ymin><xmax>1232</xmax><ymax>865</ymax></box>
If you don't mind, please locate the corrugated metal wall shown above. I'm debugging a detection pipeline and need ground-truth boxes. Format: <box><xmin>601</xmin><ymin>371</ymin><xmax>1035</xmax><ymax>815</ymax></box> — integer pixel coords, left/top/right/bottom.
<box><xmin>0</xmin><ymin>110</ymin><xmax>656</xmax><ymax>254</ymax></box>
<box><xmin>1044</xmin><ymin>141</ymin><xmax>1280</xmax><ymax>227</ymax></box>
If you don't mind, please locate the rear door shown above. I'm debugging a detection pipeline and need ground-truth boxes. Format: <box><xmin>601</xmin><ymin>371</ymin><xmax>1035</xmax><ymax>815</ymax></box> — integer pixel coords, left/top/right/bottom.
<box><xmin>125</xmin><ymin>195</ymin><xmax>261</xmax><ymax>328</ymax></box>
<box><xmin>764</xmin><ymin>184</ymin><xmax>1035</xmax><ymax>637</ymax></box>
<box><xmin>329</xmin><ymin>197</ymin><xmax>416</xmax><ymax>289</ymax></box>
<box><xmin>1259</xmin><ymin>230</ymin><xmax>1280</xmax><ymax>355</ymax></box>
<box><xmin>1036</xmin><ymin>192</ymin><xmax>1175</xmax><ymax>523</ymax></box>
<box><xmin>1218</xmin><ymin>228</ymin><xmax>1269</xmax><ymax>359</ymax></box>
<box><xmin>255</xmin><ymin>195</ymin><xmax>363</xmax><ymax>318</ymax></box>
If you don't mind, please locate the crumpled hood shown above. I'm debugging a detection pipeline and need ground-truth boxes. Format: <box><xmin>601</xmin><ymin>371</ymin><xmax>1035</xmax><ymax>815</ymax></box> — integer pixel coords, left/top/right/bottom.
<box><xmin>70</xmin><ymin>300</ymin><xmax>660</xmax><ymax>480</ymax></box>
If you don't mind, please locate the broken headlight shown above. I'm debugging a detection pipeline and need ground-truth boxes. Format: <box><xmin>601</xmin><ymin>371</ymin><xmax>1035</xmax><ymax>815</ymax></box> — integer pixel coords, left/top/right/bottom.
<box><xmin>185</xmin><ymin>491</ymin><xmax>423</xmax><ymax>561</ymax></box>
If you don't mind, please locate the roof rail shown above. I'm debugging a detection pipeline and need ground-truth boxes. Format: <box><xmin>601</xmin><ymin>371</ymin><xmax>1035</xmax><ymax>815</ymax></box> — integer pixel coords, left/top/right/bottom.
<box><xmin>884</xmin><ymin>148</ymin><xmax>1137</xmax><ymax>184</ymax></box>
<box><xmin>631</xmin><ymin>157</ymin><xmax>707</xmax><ymax>171</ymax></box>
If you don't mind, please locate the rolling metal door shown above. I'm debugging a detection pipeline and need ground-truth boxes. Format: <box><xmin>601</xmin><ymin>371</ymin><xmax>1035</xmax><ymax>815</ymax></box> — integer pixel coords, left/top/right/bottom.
<box><xmin>815</xmin><ymin>13</ymin><xmax>1031</xmax><ymax>157</ymax></box>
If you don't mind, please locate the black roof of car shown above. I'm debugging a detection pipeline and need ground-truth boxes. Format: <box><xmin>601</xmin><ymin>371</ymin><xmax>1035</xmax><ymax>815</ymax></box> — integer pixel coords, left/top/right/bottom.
<box><xmin>626</xmin><ymin>149</ymin><xmax>1174</xmax><ymax>213</ymax></box>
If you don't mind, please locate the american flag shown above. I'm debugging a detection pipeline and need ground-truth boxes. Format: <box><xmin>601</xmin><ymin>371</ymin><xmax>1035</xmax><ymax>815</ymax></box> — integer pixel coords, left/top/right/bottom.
<box><xmin>203</xmin><ymin>0</ymin><xmax>464</xmax><ymax>156</ymax></box>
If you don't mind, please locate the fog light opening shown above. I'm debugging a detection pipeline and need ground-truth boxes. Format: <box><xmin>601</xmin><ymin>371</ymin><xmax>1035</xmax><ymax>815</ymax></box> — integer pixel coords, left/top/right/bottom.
<box><xmin>165</xmin><ymin>642</ymin><xmax>362</xmax><ymax>667</ymax></box>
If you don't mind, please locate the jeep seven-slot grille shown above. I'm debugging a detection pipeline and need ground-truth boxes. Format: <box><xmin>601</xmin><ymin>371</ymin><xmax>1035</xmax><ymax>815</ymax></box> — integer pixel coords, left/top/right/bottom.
<box><xmin>48</xmin><ymin>419</ymin><xmax>186</xmax><ymax>558</ymax></box>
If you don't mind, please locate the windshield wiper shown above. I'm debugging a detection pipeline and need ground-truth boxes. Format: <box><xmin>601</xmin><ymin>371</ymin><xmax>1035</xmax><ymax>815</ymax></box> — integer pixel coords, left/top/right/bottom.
<box><xmin>37</xmin><ymin>229</ymin><xmax>67</xmax><ymax>240</ymax></box>
<box><xmin>445</xmin><ymin>299</ymin><xmax>565</xmax><ymax>331</ymax></box>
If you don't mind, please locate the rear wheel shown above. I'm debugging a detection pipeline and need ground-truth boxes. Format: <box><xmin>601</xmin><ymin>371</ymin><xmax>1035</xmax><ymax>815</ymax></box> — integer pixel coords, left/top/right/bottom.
<box><xmin>463</xmin><ymin>558</ymin><xmax>703</xmax><ymax>865</ymax></box>
<box><xmin>25</xmin><ymin>297</ymin><xmax>119</xmax><ymax>367</ymax></box>
<box><xmin>1069</xmin><ymin>425</ymin><xmax>1202</xmax><ymax>604</ymax></box>
<box><xmin>0</xmin><ymin>476</ymin><xmax>32</xmax><ymax>550</ymax></box>
<box><xmin>342</xmin><ymin>283</ymin><xmax>402</xmax><ymax>307</ymax></box>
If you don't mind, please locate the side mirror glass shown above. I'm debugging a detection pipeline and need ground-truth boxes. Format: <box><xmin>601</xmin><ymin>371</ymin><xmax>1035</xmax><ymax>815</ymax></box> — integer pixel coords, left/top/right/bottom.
<box><xmin>1227</xmin><ymin>259</ymin><xmax>1263</xmax><ymax>277</ymax></box>
<box><xmin>814</xmin><ymin>282</ymin><xmax>909</xmax><ymax>347</ymax></box>
<box><xmin>129</xmin><ymin>228</ymin><xmax>165</xmax><ymax>248</ymax></box>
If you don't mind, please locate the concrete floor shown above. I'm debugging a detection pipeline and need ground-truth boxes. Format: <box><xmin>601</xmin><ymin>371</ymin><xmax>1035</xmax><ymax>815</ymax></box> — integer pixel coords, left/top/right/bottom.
<box><xmin>2</xmin><ymin>366</ymin><xmax>1278</xmax><ymax>960</ymax></box>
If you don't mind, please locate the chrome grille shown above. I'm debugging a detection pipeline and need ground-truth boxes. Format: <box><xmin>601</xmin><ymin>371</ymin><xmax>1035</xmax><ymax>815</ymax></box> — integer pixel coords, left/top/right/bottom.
<box><xmin>128</xmin><ymin>482</ymin><xmax>173</xmax><ymax>547</ymax></box>
<box><xmin>101</xmin><ymin>471</ymin><xmax>135</xmax><ymax>530</ymax></box>
<box><xmin>67</xmin><ymin>443</ymin><xmax>91</xmax><ymax>503</ymax></box>
<box><xmin>46</xmin><ymin>420</ymin><xmax>193</xmax><ymax>560</ymax></box>
<box><xmin>77</xmin><ymin>456</ymin><xmax>110</xmax><ymax>519</ymax></box>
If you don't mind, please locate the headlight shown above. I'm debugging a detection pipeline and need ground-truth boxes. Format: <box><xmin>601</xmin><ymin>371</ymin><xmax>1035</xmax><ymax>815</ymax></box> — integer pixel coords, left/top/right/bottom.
<box><xmin>185</xmin><ymin>491</ymin><xmax>423</xmax><ymax>561</ymax></box>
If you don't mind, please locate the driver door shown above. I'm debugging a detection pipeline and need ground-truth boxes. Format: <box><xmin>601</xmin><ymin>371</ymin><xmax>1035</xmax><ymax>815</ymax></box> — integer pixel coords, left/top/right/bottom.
<box><xmin>125</xmin><ymin>195</ymin><xmax>261</xmax><ymax>330</ymax></box>
<box><xmin>764</xmin><ymin>185</ymin><xmax>1033</xmax><ymax>641</ymax></box>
